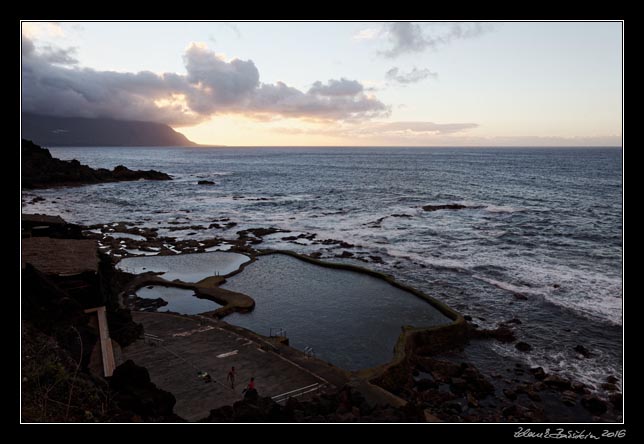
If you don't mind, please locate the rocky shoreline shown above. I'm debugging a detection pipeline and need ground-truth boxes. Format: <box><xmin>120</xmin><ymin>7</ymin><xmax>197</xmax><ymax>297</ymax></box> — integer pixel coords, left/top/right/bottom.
<box><xmin>21</xmin><ymin>209</ymin><xmax>622</xmax><ymax>423</ymax></box>
<box><xmin>21</xmin><ymin>139</ymin><xmax>172</xmax><ymax>189</ymax></box>
<box><xmin>371</xmin><ymin>339</ymin><xmax>622</xmax><ymax>423</ymax></box>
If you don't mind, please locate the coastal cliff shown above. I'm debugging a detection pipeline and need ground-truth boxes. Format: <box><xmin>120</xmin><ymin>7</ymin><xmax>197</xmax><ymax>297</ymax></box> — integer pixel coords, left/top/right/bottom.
<box><xmin>22</xmin><ymin>113</ymin><xmax>197</xmax><ymax>147</ymax></box>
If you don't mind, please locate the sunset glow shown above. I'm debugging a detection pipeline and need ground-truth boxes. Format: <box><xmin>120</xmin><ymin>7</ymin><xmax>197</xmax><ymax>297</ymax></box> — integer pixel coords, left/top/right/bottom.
<box><xmin>21</xmin><ymin>21</ymin><xmax>622</xmax><ymax>146</ymax></box>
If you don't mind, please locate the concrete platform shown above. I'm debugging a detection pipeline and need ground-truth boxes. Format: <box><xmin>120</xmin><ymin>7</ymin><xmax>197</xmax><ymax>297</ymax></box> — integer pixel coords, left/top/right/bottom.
<box><xmin>22</xmin><ymin>237</ymin><xmax>98</xmax><ymax>275</ymax></box>
<box><xmin>123</xmin><ymin>312</ymin><xmax>327</xmax><ymax>421</ymax></box>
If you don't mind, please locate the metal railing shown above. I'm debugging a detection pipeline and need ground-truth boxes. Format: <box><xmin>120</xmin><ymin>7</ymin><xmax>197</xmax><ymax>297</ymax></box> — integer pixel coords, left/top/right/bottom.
<box><xmin>271</xmin><ymin>383</ymin><xmax>324</xmax><ymax>404</ymax></box>
<box><xmin>143</xmin><ymin>333</ymin><xmax>164</xmax><ymax>345</ymax></box>
<box><xmin>269</xmin><ymin>327</ymin><xmax>286</xmax><ymax>338</ymax></box>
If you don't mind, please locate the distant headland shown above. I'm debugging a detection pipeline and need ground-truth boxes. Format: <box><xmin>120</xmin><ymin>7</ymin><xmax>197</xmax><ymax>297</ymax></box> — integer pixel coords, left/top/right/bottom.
<box><xmin>21</xmin><ymin>113</ymin><xmax>198</xmax><ymax>147</ymax></box>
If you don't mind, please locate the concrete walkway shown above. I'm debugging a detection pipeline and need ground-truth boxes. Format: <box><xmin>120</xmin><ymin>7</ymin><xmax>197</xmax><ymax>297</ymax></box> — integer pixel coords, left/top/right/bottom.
<box><xmin>123</xmin><ymin>312</ymin><xmax>327</xmax><ymax>421</ymax></box>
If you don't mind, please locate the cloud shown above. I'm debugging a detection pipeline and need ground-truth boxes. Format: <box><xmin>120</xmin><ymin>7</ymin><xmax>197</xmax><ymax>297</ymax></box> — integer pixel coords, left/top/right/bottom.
<box><xmin>272</xmin><ymin>122</ymin><xmax>620</xmax><ymax>147</ymax></box>
<box><xmin>21</xmin><ymin>34</ymin><xmax>35</xmax><ymax>56</ymax></box>
<box><xmin>21</xmin><ymin>36</ymin><xmax>389</xmax><ymax>125</ymax></box>
<box><xmin>220</xmin><ymin>23</ymin><xmax>242</xmax><ymax>39</ymax></box>
<box><xmin>476</xmin><ymin>135</ymin><xmax>623</xmax><ymax>147</ymax></box>
<box><xmin>182</xmin><ymin>42</ymin><xmax>260</xmax><ymax>112</ymax></box>
<box><xmin>385</xmin><ymin>67</ymin><xmax>437</xmax><ymax>84</ymax></box>
<box><xmin>381</xmin><ymin>23</ymin><xmax>428</xmax><ymax>57</ymax></box>
<box><xmin>380</xmin><ymin>22</ymin><xmax>491</xmax><ymax>58</ymax></box>
<box><xmin>22</xmin><ymin>39</ymin><xmax>194</xmax><ymax>125</ymax></box>
<box><xmin>39</xmin><ymin>45</ymin><xmax>79</xmax><ymax>66</ymax></box>
<box><xmin>273</xmin><ymin>120</ymin><xmax>479</xmax><ymax>138</ymax></box>
<box><xmin>353</xmin><ymin>28</ymin><xmax>380</xmax><ymax>40</ymax></box>
<box><xmin>308</xmin><ymin>78</ymin><xmax>364</xmax><ymax>96</ymax></box>
<box><xmin>367</xmin><ymin>121</ymin><xmax>478</xmax><ymax>135</ymax></box>
<box><xmin>251</xmin><ymin>82</ymin><xmax>387</xmax><ymax>120</ymax></box>
<box><xmin>22</xmin><ymin>22</ymin><xmax>66</xmax><ymax>39</ymax></box>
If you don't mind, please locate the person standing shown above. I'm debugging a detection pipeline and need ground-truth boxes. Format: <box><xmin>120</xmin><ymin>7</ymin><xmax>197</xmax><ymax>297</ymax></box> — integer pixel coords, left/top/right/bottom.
<box><xmin>227</xmin><ymin>366</ymin><xmax>236</xmax><ymax>389</ymax></box>
<box><xmin>242</xmin><ymin>377</ymin><xmax>257</xmax><ymax>400</ymax></box>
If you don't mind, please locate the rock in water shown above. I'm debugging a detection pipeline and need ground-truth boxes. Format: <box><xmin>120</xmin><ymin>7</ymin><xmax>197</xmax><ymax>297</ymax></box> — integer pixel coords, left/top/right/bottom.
<box><xmin>422</xmin><ymin>204</ymin><xmax>470</xmax><ymax>211</ymax></box>
<box><xmin>515</xmin><ymin>342</ymin><xmax>532</xmax><ymax>352</ymax></box>
<box><xmin>573</xmin><ymin>345</ymin><xmax>593</xmax><ymax>358</ymax></box>
<box><xmin>529</xmin><ymin>367</ymin><xmax>547</xmax><ymax>380</ymax></box>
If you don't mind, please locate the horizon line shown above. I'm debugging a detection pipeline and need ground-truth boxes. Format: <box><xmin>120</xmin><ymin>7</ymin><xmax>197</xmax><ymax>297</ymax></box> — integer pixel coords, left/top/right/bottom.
<box><xmin>42</xmin><ymin>144</ymin><xmax>623</xmax><ymax>149</ymax></box>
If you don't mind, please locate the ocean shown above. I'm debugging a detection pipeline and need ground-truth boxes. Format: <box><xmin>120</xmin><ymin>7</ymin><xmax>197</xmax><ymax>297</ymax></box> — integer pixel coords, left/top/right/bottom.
<box><xmin>21</xmin><ymin>146</ymin><xmax>623</xmax><ymax>391</ymax></box>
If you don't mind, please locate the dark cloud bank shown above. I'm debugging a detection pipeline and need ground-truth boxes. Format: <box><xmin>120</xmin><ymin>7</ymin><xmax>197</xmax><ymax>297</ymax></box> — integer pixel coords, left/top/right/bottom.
<box><xmin>22</xmin><ymin>36</ymin><xmax>389</xmax><ymax>126</ymax></box>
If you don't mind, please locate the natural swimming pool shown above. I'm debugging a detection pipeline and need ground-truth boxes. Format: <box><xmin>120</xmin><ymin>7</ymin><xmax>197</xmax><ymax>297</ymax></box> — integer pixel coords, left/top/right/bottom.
<box><xmin>136</xmin><ymin>286</ymin><xmax>222</xmax><ymax>315</ymax></box>
<box><xmin>116</xmin><ymin>251</ymin><xmax>250</xmax><ymax>282</ymax></box>
<box><xmin>221</xmin><ymin>253</ymin><xmax>451</xmax><ymax>371</ymax></box>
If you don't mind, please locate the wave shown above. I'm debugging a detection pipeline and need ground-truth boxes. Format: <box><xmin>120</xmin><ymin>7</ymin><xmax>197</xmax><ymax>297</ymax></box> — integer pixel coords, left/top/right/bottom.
<box><xmin>383</xmin><ymin>247</ymin><xmax>470</xmax><ymax>272</ymax></box>
<box><xmin>483</xmin><ymin>204</ymin><xmax>523</xmax><ymax>213</ymax></box>
<box><xmin>203</xmin><ymin>172</ymin><xmax>233</xmax><ymax>176</ymax></box>
<box><xmin>474</xmin><ymin>266</ymin><xmax>622</xmax><ymax>326</ymax></box>
<box><xmin>455</xmin><ymin>199</ymin><xmax>525</xmax><ymax>214</ymax></box>
<box><xmin>473</xmin><ymin>275</ymin><xmax>544</xmax><ymax>296</ymax></box>
<box><xmin>489</xmin><ymin>342</ymin><xmax>622</xmax><ymax>395</ymax></box>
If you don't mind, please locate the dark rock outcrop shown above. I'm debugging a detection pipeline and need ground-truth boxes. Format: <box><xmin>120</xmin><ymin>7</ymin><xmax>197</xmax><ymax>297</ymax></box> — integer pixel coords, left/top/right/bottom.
<box><xmin>422</xmin><ymin>204</ymin><xmax>471</xmax><ymax>212</ymax></box>
<box><xmin>129</xmin><ymin>296</ymin><xmax>169</xmax><ymax>312</ymax></box>
<box><xmin>22</xmin><ymin>139</ymin><xmax>172</xmax><ymax>189</ymax></box>
<box><xmin>529</xmin><ymin>367</ymin><xmax>547</xmax><ymax>380</ymax></box>
<box><xmin>197</xmin><ymin>180</ymin><xmax>215</xmax><ymax>185</ymax></box>
<box><xmin>608</xmin><ymin>393</ymin><xmax>622</xmax><ymax>411</ymax></box>
<box><xmin>560</xmin><ymin>390</ymin><xmax>577</xmax><ymax>406</ymax></box>
<box><xmin>515</xmin><ymin>342</ymin><xmax>532</xmax><ymax>352</ymax></box>
<box><xmin>110</xmin><ymin>360</ymin><xmax>180</xmax><ymax>421</ymax></box>
<box><xmin>573</xmin><ymin>345</ymin><xmax>594</xmax><ymax>358</ymax></box>
<box><xmin>21</xmin><ymin>263</ymin><xmax>96</xmax><ymax>366</ymax></box>
<box><xmin>468</xmin><ymin>325</ymin><xmax>517</xmax><ymax>343</ymax></box>
<box><xmin>580</xmin><ymin>395</ymin><xmax>608</xmax><ymax>416</ymax></box>
<box><xmin>601</xmin><ymin>382</ymin><xmax>619</xmax><ymax>392</ymax></box>
<box><xmin>605</xmin><ymin>375</ymin><xmax>619</xmax><ymax>385</ymax></box>
<box><xmin>200</xmin><ymin>386</ymin><xmax>423</xmax><ymax>423</ymax></box>
<box><xmin>543</xmin><ymin>375</ymin><xmax>573</xmax><ymax>391</ymax></box>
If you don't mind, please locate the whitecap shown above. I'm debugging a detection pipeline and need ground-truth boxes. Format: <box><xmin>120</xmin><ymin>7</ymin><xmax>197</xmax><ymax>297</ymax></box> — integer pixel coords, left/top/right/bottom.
<box><xmin>484</xmin><ymin>205</ymin><xmax>523</xmax><ymax>213</ymax></box>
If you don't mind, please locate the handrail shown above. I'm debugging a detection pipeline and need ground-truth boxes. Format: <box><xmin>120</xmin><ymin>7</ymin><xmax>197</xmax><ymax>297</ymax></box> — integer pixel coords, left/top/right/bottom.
<box><xmin>271</xmin><ymin>382</ymin><xmax>324</xmax><ymax>404</ymax></box>
<box><xmin>269</xmin><ymin>327</ymin><xmax>286</xmax><ymax>338</ymax></box>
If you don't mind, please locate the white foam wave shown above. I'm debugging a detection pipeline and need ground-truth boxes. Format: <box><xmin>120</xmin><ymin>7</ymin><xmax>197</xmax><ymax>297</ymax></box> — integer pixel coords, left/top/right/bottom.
<box><xmin>196</xmin><ymin>172</ymin><xmax>233</xmax><ymax>177</ymax></box>
<box><xmin>104</xmin><ymin>232</ymin><xmax>147</xmax><ymax>241</ymax></box>
<box><xmin>474</xmin><ymin>263</ymin><xmax>622</xmax><ymax>326</ymax></box>
<box><xmin>483</xmin><ymin>204</ymin><xmax>523</xmax><ymax>213</ymax></box>
<box><xmin>124</xmin><ymin>248</ymin><xmax>159</xmax><ymax>256</ymax></box>
<box><xmin>489</xmin><ymin>342</ymin><xmax>622</xmax><ymax>394</ymax></box>
<box><xmin>473</xmin><ymin>275</ymin><xmax>545</xmax><ymax>296</ymax></box>
<box><xmin>204</xmin><ymin>244</ymin><xmax>232</xmax><ymax>252</ymax></box>
<box><xmin>385</xmin><ymin>247</ymin><xmax>469</xmax><ymax>271</ymax></box>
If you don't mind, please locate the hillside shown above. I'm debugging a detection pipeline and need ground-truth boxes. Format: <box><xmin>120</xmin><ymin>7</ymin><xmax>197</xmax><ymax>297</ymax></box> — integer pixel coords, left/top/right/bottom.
<box><xmin>22</xmin><ymin>113</ymin><xmax>198</xmax><ymax>147</ymax></box>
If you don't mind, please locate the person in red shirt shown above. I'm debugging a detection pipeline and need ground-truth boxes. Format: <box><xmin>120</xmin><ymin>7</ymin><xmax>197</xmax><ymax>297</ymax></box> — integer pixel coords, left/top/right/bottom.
<box><xmin>242</xmin><ymin>377</ymin><xmax>257</xmax><ymax>400</ymax></box>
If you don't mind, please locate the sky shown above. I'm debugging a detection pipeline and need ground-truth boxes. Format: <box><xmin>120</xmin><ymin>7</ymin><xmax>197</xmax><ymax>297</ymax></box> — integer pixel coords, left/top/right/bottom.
<box><xmin>21</xmin><ymin>21</ymin><xmax>623</xmax><ymax>147</ymax></box>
